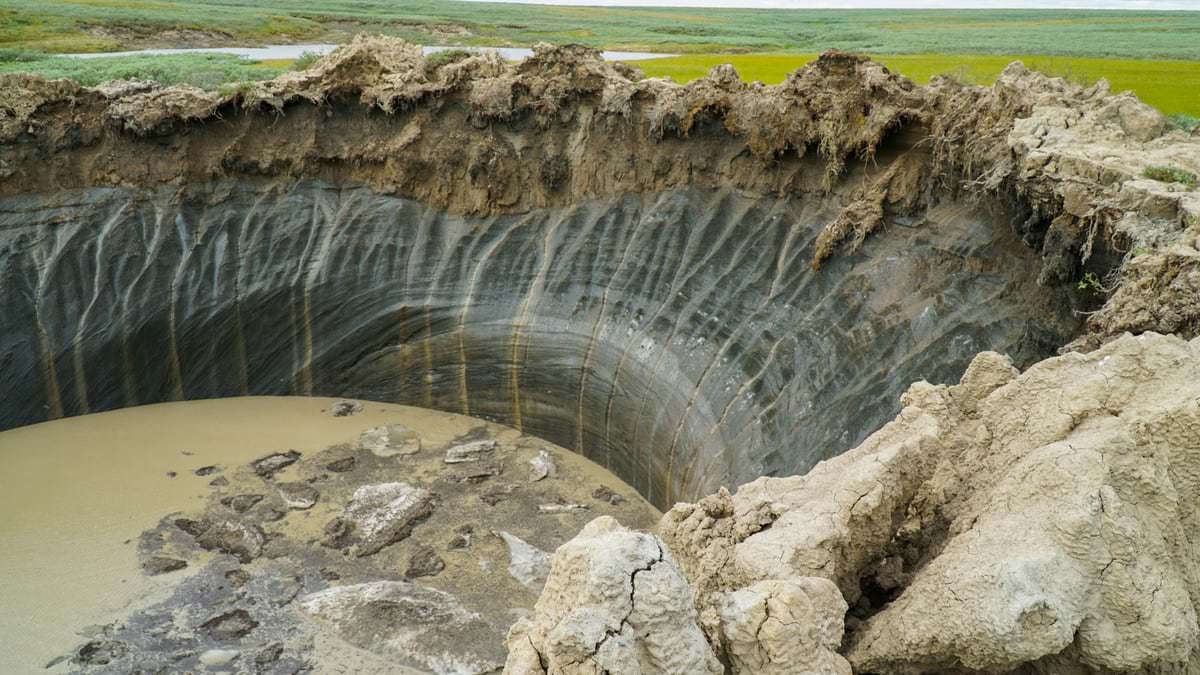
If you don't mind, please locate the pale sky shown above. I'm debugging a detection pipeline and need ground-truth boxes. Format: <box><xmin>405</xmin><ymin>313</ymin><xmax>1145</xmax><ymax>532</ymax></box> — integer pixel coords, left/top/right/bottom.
<box><xmin>467</xmin><ymin>1</ymin><xmax>1197</xmax><ymax>9</ymax></box>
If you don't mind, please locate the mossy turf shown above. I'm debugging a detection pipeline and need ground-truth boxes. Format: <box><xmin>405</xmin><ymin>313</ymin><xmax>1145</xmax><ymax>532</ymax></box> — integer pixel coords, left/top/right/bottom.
<box><xmin>1142</xmin><ymin>165</ymin><xmax>1199</xmax><ymax>188</ymax></box>
<box><xmin>0</xmin><ymin>50</ymin><xmax>286</xmax><ymax>89</ymax></box>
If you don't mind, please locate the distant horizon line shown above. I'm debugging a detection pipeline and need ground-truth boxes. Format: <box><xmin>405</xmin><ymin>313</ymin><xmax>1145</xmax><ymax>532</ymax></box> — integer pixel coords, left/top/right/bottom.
<box><xmin>462</xmin><ymin>0</ymin><xmax>1199</xmax><ymax>10</ymax></box>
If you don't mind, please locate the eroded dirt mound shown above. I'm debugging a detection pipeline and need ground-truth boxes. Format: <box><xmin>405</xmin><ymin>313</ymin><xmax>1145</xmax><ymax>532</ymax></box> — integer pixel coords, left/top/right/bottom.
<box><xmin>1069</xmin><ymin>240</ymin><xmax>1200</xmax><ymax>352</ymax></box>
<box><xmin>525</xmin><ymin>332</ymin><xmax>1200</xmax><ymax>674</ymax></box>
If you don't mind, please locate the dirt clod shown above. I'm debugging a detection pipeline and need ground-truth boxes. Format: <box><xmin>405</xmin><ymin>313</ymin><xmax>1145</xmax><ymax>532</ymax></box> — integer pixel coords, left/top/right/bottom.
<box><xmin>405</xmin><ymin>547</ymin><xmax>446</xmax><ymax>578</ymax></box>
<box><xmin>142</xmin><ymin>556</ymin><xmax>187</xmax><ymax>576</ymax></box>
<box><xmin>251</xmin><ymin>451</ymin><xmax>301</xmax><ymax>479</ymax></box>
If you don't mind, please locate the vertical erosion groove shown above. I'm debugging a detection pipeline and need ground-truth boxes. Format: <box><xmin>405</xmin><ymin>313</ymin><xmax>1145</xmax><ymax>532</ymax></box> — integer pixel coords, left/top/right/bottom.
<box><xmin>0</xmin><ymin>181</ymin><xmax>1077</xmax><ymax>508</ymax></box>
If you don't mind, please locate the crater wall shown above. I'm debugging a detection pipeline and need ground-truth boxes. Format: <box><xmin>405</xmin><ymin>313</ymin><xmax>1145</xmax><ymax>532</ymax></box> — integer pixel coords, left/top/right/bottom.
<box><xmin>0</xmin><ymin>181</ymin><xmax>1074</xmax><ymax>506</ymax></box>
<box><xmin>8</xmin><ymin>38</ymin><xmax>1191</xmax><ymax>508</ymax></box>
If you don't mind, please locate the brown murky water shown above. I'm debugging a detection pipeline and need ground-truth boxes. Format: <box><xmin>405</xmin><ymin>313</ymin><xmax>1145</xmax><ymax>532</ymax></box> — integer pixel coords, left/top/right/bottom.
<box><xmin>0</xmin><ymin>396</ymin><xmax>650</xmax><ymax>671</ymax></box>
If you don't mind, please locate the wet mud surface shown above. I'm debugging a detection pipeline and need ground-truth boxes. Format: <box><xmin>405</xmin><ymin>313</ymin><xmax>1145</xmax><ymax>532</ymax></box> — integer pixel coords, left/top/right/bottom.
<box><xmin>59</xmin><ymin>401</ymin><xmax>655</xmax><ymax>674</ymax></box>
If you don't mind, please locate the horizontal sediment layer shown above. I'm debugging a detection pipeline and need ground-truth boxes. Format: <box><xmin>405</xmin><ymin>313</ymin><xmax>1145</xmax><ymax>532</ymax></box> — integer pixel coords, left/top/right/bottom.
<box><xmin>0</xmin><ymin>181</ymin><xmax>1076</xmax><ymax>507</ymax></box>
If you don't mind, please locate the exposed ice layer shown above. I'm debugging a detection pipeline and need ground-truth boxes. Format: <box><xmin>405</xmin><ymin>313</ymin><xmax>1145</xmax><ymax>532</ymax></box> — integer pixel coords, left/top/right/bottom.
<box><xmin>0</xmin><ymin>182</ymin><xmax>1072</xmax><ymax>507</ymax></box>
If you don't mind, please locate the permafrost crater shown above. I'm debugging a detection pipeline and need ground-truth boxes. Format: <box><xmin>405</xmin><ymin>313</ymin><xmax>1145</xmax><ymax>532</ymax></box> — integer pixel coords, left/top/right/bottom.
<box><xmin>2</xmin><ymin>36</ymin><xmax>1199</xmax><ymax>674</ymax></box>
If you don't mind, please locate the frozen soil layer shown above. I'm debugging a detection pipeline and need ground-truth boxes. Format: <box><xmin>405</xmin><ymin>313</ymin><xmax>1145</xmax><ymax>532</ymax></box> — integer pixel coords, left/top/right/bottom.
<box><xmin>1</xmin><ymin>36</ymin><xmax>1197</xmax><ymax>266</ymax></box>
<box><xmin>60</xmin><ymin>402</ymin><xmax>656</xmax><ymax>674</ymax></box>
<box><xmin>0</xmin><ymin>182</ymin><xmax>1078</xmax><ymax>508</ymax></box>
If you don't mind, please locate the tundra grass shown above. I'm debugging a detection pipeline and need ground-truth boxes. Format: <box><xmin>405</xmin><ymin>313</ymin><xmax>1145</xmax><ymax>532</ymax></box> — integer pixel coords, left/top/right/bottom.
<box><xmin>636</xmin><ymin>53</ymin><xmax>1200</xmax><ymax>116</ymax></box>
<box><xmin>2</xmin><ymin>47</ymin><xmax>1197</xmax><ymax>118</ymax></box>
<box><xmin>0</xmin><ymin>50</ymin><xmax>286</xmax><ymax>89</ymax></box>
<box><xmin>4</xmin><ymin>2</ymin><xmax>1200</xmax><ymax>60</ymax></box>
<box><xmin>1142</xmin><ymin>165</ymin><xmax>1199</xmax><ymax>188</ymax></box>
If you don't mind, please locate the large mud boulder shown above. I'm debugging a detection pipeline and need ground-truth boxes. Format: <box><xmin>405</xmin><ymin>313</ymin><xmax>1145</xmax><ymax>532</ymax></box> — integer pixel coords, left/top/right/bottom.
<box><xmin>845</xmin><ymin>333</ymin><xmax>1200</xmax><ymax>673</ymax></box>
<box><xmin>719</xmin><ymin>578</ymin><xmax>851</xmax><ymax>675</ymax></box>
<box><xmin>323</xmin><ymin>482</ymin><xmax>434</xmax><ymax>556</ymax></box>
<box><xmin>503</xmin><ymin>516</ymin><xmax>721</xmax><ymax>675</ymax></box>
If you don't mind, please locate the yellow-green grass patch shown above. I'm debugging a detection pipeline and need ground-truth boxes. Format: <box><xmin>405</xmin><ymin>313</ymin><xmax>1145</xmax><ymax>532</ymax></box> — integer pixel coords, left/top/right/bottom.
<box><xmin>250</xmin><ymin>58</ymin><xmax>293</xmax><ymax>69</ymax></box>
<box><xmin>635</xmin><ymin>53</ymin><xmax>1200</xmax><ymax>116</ymax></box>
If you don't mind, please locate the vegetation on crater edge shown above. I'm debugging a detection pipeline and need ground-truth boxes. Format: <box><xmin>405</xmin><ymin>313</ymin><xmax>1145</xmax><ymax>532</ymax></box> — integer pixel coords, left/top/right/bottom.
<box><xmin>1142</xmin><ymin>165</ymin><xmax>1199</xmax><ymax>188</ymax></box>
<box><xmin>0</xmin><ymin>49</ymin><xmax>286</xmax><ymax>89</ymax></box>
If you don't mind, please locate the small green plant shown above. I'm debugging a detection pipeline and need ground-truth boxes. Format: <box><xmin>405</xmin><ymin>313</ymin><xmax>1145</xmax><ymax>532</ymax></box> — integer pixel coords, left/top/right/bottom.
<box><xmin>0</xmin><ymin>48</ymin><xmax>42</xmax><ymax>64</ymax></box>
<box><xmin>1142</xmin><ymin>165</ymin><xmax>1198</xmax><ymax>188</ymax></box>
<box><xmin>1077</xmin><ymin>271</ymin><xmax>1103</xmax><ymax>292</ymax></box>
<box><xmin>424</xmin><ymin>48</ymin><xmax>473</xmax><ymax>71</ymax></box>
<box><xmin>941</xmin><ymin>64</ymin><xmax>974</xmax><ymax>85</ymax></box>
<box><xmin>217</xmin><ymin>81</ymin><xmax>255</xmax><ymax>97</ymax></box>
<box><xmin>1038</xmin><ymin>59</ymin><xmax>1093</xmax><ymax>88</ymax></box>
<box><xmin>1169</xmin><ymin>113</ymin><xmax>1200</xmax><ymax>133</ymax></box>
<box><xmin>291</xmin><ymin>51</ymin><xmax>321</xmax><ymax>71</ymax></box>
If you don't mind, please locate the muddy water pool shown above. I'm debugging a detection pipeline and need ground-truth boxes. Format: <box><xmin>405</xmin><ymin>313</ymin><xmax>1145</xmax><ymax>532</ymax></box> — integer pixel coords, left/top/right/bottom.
<box><xmin>0</xmin><ymin>396</ymin><xmax>654</xmax><ymax>671</ymax></box>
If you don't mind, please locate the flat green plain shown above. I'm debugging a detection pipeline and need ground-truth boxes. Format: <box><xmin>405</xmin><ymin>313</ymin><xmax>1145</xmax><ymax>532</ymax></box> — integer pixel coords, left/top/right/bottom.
<box><xmin>4</xmin><ymin>1</ymin><xmax>1200</xmax><ymax>59</ymax></box>
<box><xmin>637</xmin><ymin>53</ymin><xmax>1200</xmax><ymax>116</ymax></box>
<box><xmin>0</xmin><ymin>51</ymin><xmax>288</xmax><ymax>90</ymax></box>
<box><xmin>1</xmin><ymin>1</ymin><xmax>1197</xmax><ymax>116</ymax></box>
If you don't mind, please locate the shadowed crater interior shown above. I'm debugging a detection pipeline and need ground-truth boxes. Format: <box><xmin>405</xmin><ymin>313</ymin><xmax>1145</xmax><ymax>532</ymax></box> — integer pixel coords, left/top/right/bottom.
<box><xmin>0</xmin><ymin>179</ymin><xmax>1077</xmax><ymax>507</ymax></box>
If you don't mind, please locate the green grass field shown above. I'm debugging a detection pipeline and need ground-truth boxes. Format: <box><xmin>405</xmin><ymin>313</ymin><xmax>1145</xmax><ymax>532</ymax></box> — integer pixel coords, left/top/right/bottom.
<box><xmin>3</xmin><ymin>1</ymin><xmax>1200</xmax><ymax>59</ymax></box>
<box><xmin>3</xmin><ymin>48</ymin><xmax>1196</xmax><ymax>118</ymax></box>
<box><xmin>637</xmin><ymin>53</ymin><xmax>1200</xmax><ymax>116</ymax></box>
<box><xmin>1</xmin><ymin>1</ymin><xmax>1197</xmax><ymax>118</ymax></box>
<box><xmin>0</xmin><ymin>49</ymin><xmax>287</xmax><ymax>89</ymax></box>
